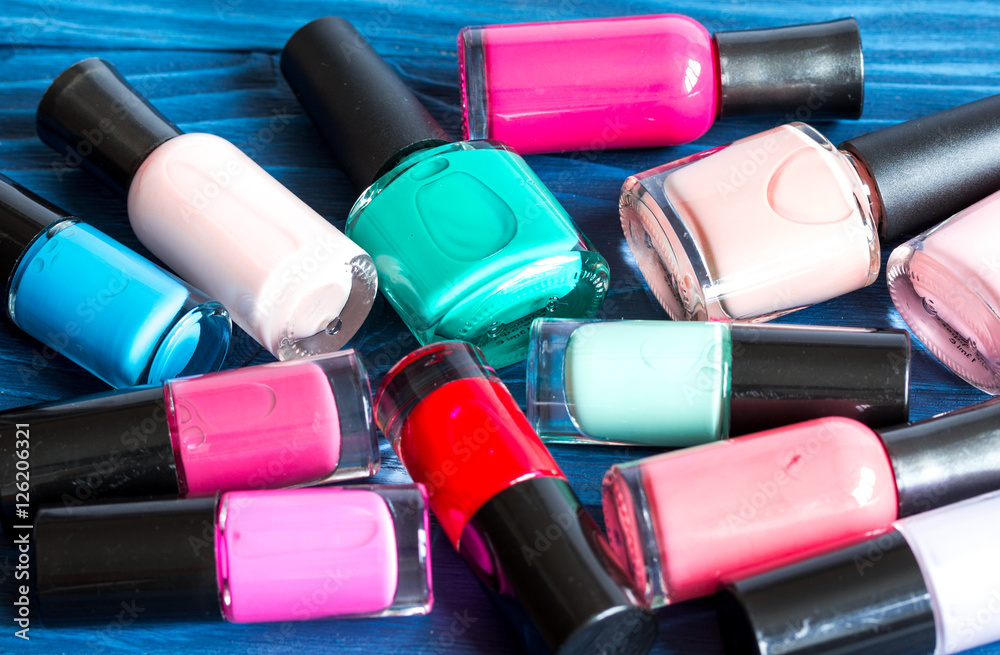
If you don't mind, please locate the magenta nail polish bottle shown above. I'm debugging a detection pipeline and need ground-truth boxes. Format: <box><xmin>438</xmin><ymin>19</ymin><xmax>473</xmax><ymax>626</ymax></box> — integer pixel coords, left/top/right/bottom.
<box><xmin>33</xmin><ymin>485</ymin><xmax>432</xmax><ymax>624</ymax></box>
<box><xmin>460</xmin><ymin>16</ymin><xmax>863</xmax><ymax>154</ymax></box>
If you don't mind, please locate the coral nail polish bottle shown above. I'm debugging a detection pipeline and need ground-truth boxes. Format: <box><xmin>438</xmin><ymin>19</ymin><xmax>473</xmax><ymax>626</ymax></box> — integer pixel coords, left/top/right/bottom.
<box><xmin>36</xmin><ymin>58</ymin><xmax>377</xmax><ymax>359</ymax></box>
<box><xmin>459</xmin><ymin>16</ymin><xmax>863</xmax><ymax>154</ymax></box>
<box><xmin>528</xmin><ymin>319</ymin><xmax>909</xmax><ymax>446</ymax></box>
<box><xmin>602</xmin><ymin>397</ymin><xmax>1000</xmax><ymax>607</ymax></box>
<box><xmin>375</xmin><ymin>341</ymin><xmax>657</xmax><ymax>655</ymax></box>
<box><xmin>0</xmin><ymin>350</ymin><xmax>379</xmax><ymax>532</ymax></box>
<box><xmin>0</xmin><ymin>173</ymin><xmax>230</xmax><ymax>387</ymax></box>
<box><xmin>718</xmin><ymin>489</ymin><xmax>1000</xmax><ymax>655</ymax></box>
<box><xmin>282</xmin><ymin>18</ymin><xmax>609</xmax><ymax>368</ymax></box>
<box><xmin>621</xmin><ymin>94</ymin><xmax>1000</xmax><ymax>322</ymax></box>
<box><xmin>888</xmin><ymin>190</ymin><xmax>1000</xmax><ymax>394</ymax></box>
<box><xmin>33</xmin><ymin>485</ymin><xmax>432</xmax><ymax>625</ymax></box>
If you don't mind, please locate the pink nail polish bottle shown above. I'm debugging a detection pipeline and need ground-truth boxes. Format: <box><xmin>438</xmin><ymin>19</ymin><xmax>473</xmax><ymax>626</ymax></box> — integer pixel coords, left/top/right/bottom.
<box><xmin>621</xmin><ymin>95</ymin><xmax>1000</xmax><ymax>322</ymax></box>
<box><xmin>602</xmin><ymin>397</ymin><xmax>1000</xmax><ymax>608</ymax></box>
<box><xmin>459</xmin><ymin>16</ymin><xmax>863</xmax><ymax>154</ymax></box>
<box><xmin>0</xmin><ymin>349</ymin><xmax>380</xmax><ymax>533</ymax></box>
<box><xmin>33</xmin><ymin>485</ymin><xmax>433</xmax><ymax>624</ymax></box>
<box><xmin>36</xmin><ymin>58</ymin><xmax>378</xmax><ymax>359</ymax></box>
<box><xmin>888</xmin><ymin>190</ymin><xmax>1000</xmax><ymax>394</ymax></box>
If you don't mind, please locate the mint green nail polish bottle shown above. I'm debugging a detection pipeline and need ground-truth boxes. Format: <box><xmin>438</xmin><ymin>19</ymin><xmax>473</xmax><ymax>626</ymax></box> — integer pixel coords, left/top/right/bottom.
<box><xmin>282</xmin><ymin>18</ymin><xmax>609</xmax><ymax>368</ymax></box>
<box><xmin>527</xmin><ymin>319</ymin><xmax>912</xmax><ymax>447</ymax></box>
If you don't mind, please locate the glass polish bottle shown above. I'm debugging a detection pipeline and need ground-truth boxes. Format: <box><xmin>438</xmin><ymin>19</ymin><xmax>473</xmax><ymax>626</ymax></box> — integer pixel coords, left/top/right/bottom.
<box><xmin>33</xmin><ymin>485</ymin><xmax>432</xmax><ymax>625</ymax></box>
<box><xmin>459</xmin><ymin>16</ymin><xmax>863</xmax><ymax>154</ymax></box>
<box><xmin>528</xmin><ymin>319</ymin><xmax>909</xmax><ymax>446</ymax></box>
<box><xmin>281</xmin><ymin>17</ymin><xmax>610</xmax><ymax>368</ymax></box>
<box><xmin>0</xmin><ymin>172</ymin><xmax>229</xmax><ymax>387</ymax></box>
<box><xmin>718</xmin><ymin>489</ymin><xmax>1000</xmax><ymax>655</ymax></box>
<box><xmin>888</xmin><ymin>189</ymin><xmax>1000</xmax><ymax>394</ymax></box>
<box><xmin>603</xmin><ymin>397</ymin><xmax>1000</xmax><ymax>608</ymax></box>
<box><xmin>36</xmin><ymin>57</ymin><xmax>377</xmax><ymax>359</ymax></box>
<box><xmin>620</xmin><ymin>94</ymin><xmax>1000</xmax><ymax>322</ymax></box>
<box><xmin>0</xmin><ymin>350</ymin><xmax>379</xmax><ymax>534</ymax></box>
<box><xmin>375</xmin><ymin>341</ymin><xmax>657</xmax><ymax>654</ymax></box>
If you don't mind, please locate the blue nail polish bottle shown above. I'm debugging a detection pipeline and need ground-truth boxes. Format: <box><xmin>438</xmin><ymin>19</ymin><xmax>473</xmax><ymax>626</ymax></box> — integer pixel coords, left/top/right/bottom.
<box><xmin>0</xmin><ymin>174</ymin><xmax>231</xmax><ymax>387</ymax></box>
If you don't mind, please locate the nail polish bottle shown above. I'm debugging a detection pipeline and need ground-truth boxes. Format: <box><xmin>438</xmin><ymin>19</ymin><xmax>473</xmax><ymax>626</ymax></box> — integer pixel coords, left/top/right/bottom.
<box><xmin>602</xmin><ymin>396</ymin><xmax>1000</xmax><ymax>607</ymax></box>
<box><xmin>375</xmin><ymin>341</ymin><xmax>657</xmax><ymax>655</ymax></box>
<box><xmin>459</xmin><ymin>16</ymin><xmax>863</xmax><ymax>154</ymax></box>
<box><xmin>0</xmin><ymin>173</ymin><xmax>230</xmax><ymax>387</ymax></box>
<box><xmin>621</xmin><ymin>95</ymin><xmax>1000</xmax><ymax>322</ymax></box>
<box><xmin>718</xmin><ymin>488</ymin><xmax>1000</xmax><ymax>655</ymax></box>
<box><xmin>32</xmin><ymin>485</ymin><xmax>432</xmax><ymax>625</ymax></box>
<box><xmin>888</xmin><ymin>190</ymin><xmax>1000</xmax><ymax>394</ymax></box>
<box><xmin>36</xmin><ymin>58</ymin><xmax>377</xmax><ymax>359</ymax></box>
<box><xmin>281</xmin><ymin>17</ymin><xmax>610</xmax><ymax>368</ymax></box>
<box><xmin>529</xmin><ymin>318</ymin><xmax>909</xmax><ymax>446</ymax></box>
<box><xmin>0</xmin><ymin>350</ymin><xmax>378</xmax><ymax>533</ymax></box>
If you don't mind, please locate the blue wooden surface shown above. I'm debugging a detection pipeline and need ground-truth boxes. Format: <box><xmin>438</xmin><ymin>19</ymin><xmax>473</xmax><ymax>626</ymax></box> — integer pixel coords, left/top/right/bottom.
<box><xmin>0</xmin><ymin>0</ymin><xmax>998</xmax><ymax>653</ymax></box>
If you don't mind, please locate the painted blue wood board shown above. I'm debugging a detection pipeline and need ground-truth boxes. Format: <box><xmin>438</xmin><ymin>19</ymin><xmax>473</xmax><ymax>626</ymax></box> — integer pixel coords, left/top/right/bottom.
<box><xmin>0</xmin><ymin>0</ymin><xmax>998</xmax><ymax>653</ymax></box>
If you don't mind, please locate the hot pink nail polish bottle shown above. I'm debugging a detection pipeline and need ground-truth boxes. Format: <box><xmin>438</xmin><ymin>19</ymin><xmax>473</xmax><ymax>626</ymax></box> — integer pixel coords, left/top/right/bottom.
<box><xmin>0</xmin><ymin>349</ymin><xmax>379</xmax><ymax>533</ymax></box>
<box><xmin>33</xmin><ymin>485</ymin><xmax>432</xmax><ymax>624</ymax></box>
<box><xmin>36</xmin><ymin>58</ymin><xmax>378</xmax><ymax>359</ymax></box>
<box><xmin>459</xmin><ymin>16</ymin><xmax>863</xmax><ymax>154</ymax></box>
<box><xmin>621</xmin><ymin>94</ymin><xmax>1000</xmax><ymax>322</ymax></box>
<box><xmin>602</xmin><ymin>397</ymin><xmax>1000</xmax><ymax>608</ymax></box>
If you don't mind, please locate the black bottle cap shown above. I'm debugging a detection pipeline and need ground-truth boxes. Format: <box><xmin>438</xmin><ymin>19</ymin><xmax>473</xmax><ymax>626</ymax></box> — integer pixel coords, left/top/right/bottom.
<box><xmin>458</xmin><ymin>476</ymin><xmax>657</xmax><ymax>655</ymax></box>
<box><xmin>715</xmin><ymin>18</ymin><xmax>864</xmax><ymax>120</ymax></box>
<box><xmin>281</xmin><ymin>17</ymin><xmax>450</xmax><ymax>190</ymax></box>
<box><xmin>717</xmin><ymin>530</ymin><xmax>935</xmax><ymax>655</ymax></box>
<box><xmin>0</xmin><ymin>386</ymin><xmax>179</xmax><ymax>537</ymax></box>
<box><xmin>729</xmin><ymin>325</ymin><xmax>910</xmax><ymax>435</ymax></box>
<box><xmin>840</xmin><ymin>93</ymin><xmax>1000</xmax><ymax>240</ymax></box>
<box><xmin>34</xmin><ymin>496</ymin><xmax>220</xmax><ymax>625</ymax></box>
<box><xmin>0</xmin><ymin>173</ymin><xmax>69</xmax><ymax>290</ymax></box>
<box><xmin>877</xmin><ymin>396</ymin><xmax>1000</xmax><ymax>518</ymax></box>
<box><xmin>36</xmin><ymin>57</ymin><xmax>182</xmax><ymax>197</ymax></box>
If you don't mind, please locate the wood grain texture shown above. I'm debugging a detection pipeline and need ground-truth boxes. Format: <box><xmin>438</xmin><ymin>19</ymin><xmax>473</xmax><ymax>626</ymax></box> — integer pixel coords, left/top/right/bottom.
<box><xmin>0</xmin><ymin>0</ymin><xmax>998</xmax><ymax>653</ymax></box>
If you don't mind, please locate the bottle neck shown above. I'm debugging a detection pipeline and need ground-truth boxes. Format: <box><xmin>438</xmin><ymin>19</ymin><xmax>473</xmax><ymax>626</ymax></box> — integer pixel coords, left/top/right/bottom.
<box><xmin>369</xmin><ymin>138</ymin><xmax>451</xmax><ymax>187</ymax></box>
<box><xmin>840</xmin><ymin>149</ymin><xmax>886</xmax><ymax>235</ymax></box>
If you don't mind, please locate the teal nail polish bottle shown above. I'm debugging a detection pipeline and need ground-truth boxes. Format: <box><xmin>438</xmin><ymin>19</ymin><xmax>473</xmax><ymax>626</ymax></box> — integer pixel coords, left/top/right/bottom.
<box><xmin>282</xmin><ymin>17</ymin><xmax>609</xmax><ymax>367</ymax></box>
<box><xmin>527</xmin><ymin>319</ymin><xmax>912</xmax><ymax>447</ymax></box>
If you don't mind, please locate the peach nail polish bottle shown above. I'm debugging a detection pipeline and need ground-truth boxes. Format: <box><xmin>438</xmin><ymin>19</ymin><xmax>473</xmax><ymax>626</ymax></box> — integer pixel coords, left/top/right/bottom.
<box><xmin>36</xmin><ymin>58</ymin><xmax>377</xmax><ymax>359</ymax></box>
<box><xmin>621</xmin><ymin>95</ymin><xmax>1000</xmax><ymax>322</ymax></box>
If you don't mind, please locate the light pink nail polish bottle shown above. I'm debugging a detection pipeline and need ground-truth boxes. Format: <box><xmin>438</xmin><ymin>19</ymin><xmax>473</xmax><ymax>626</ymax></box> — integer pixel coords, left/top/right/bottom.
<box><xmin>36</xmin><ymin>58</ymin><xmax>377</xmax><ymax>359</ymax></box>
<box><xmin>621</xmin><ymin>95</ymin><xmax>1000</xmax><ymax>322</ymax></box>
<box><xmin>888</xmin><ymin>190</ymin><xmax>1000</xmax><ymax>394</ymax></box>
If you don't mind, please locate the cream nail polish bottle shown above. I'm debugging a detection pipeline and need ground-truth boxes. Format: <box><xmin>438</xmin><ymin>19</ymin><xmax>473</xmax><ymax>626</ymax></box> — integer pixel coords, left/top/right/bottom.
<box><xmin>37</xmin><ymin>58</ymin><xmax>377</xmax><ymax>359</ymax></box>
<box><xmin>620</xmin><ymin>95</ymin><xmax>1000</xmax><ymax>322</ymax></box>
